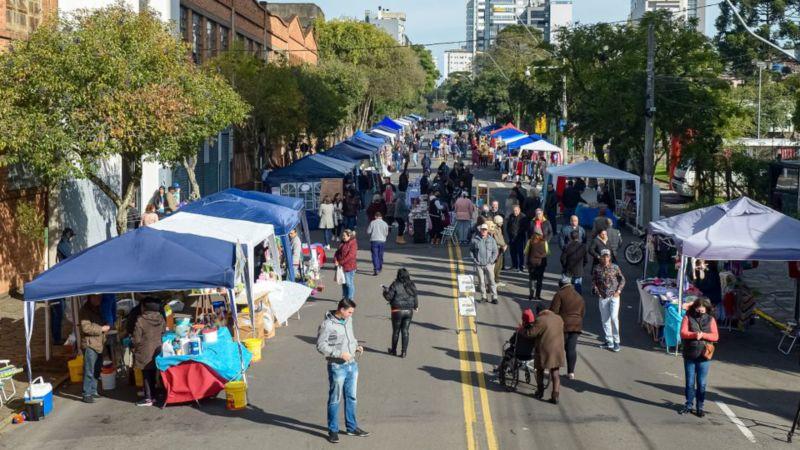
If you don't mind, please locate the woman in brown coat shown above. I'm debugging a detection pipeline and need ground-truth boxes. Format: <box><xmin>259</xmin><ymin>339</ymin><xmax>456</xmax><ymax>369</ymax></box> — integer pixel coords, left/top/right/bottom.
<box><xmin>525</xmin><ymin>231</ymin><xmax>548</xmax><ymax>301</ymax></box>
<box><xmin>550</xmin><ymin>280</ymin><xmax>585</xmax><ymax>379</ymax></box>
<box><xmin>133</xmin><ymin>297</ymin><xmax>165</xmax><ymax>407</ymax></box>
<box><xmin>527</xmin><ymin>310</ymin><xmax>565</xmax><ymax>404</ymax></box>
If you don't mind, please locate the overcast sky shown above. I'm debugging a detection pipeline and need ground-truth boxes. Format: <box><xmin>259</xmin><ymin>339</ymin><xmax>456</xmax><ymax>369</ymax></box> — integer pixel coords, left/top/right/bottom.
<box><xmin>307</xmin><ymin>0</ymin><xmax>721</xmax><ymax>77</ymax></box>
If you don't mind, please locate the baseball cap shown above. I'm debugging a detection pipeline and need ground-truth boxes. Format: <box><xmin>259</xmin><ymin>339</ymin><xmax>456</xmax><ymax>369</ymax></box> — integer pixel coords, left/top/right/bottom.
<box><xmin>600</xmin><ymin>249</ymin><xmax>611</xmax><ymax>256</ymax></box>
<box><xmin>479</xmin><ymin>223</ymin><xmax>489</xmax><ymax>230</ymax></box>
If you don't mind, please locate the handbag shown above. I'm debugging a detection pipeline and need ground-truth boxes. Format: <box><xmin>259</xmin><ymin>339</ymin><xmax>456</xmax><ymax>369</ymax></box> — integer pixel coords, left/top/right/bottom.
<box><xmin>703</xmin><ymin>342</ymin><xmax>715</xmax><ymax>360</ymax></box>
<box><xmin>334</xmin><ymin>266</ymin><xmax>345</xmax><ymax>285</ymax></box>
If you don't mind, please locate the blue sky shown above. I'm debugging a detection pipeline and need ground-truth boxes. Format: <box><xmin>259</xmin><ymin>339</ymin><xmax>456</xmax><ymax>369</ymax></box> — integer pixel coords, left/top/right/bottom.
<box><xmin>308</xmin><ymin>0</ymin><xmax>721</xmax><ymax>76</ymax></box>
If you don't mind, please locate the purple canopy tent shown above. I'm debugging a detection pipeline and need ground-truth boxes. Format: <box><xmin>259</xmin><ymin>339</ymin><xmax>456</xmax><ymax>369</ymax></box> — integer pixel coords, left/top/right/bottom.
<box><xmin>647</xmin><ymin>197</ymin><xmax>800</xmax><ymax>350</ymax></box>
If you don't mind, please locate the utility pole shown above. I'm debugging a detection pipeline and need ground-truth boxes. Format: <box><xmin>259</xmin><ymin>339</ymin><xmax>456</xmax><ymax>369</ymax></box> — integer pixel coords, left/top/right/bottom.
<box><xmin>756</xmin><ymin>60</ymin><xmax>767</xmax><ymax>139</ymax></box>
<box><xmin>642</xmin><ymin>24</ymin><xmax>656</xmax><ymax>228</ymax></box>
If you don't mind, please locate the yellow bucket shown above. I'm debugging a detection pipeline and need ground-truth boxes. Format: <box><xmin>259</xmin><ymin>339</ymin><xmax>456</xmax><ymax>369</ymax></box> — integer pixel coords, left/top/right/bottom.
<box><xmin>224</xmin><ymin>381</ymin><xmax>247</xmax><ymax>410</ymax></box>
<box><xmin>67</xmin><ymin>355</ymin><xmax>83</xmax><ymax>383</ymax></box>
<box><xmin>134</xmin><ymin>368</ymin><xmax>144</xmax><ymax>388</ymax></box>
<box><xmin>244</xmin><ymin>338</ymin><xmax>263</xmax><ymax>363</ymax></box>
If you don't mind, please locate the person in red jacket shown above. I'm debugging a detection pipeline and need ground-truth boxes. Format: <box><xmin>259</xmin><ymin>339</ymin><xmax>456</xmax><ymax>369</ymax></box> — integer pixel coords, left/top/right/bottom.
<box><xmin>679</xmin><ymin>298</ymin><xmax>719</xmax><ymax>418</ymax></box>
<box><xmin>334</xmin><ymin>229</ymin><xmax>359</xmax><ymax>300</ymax></box>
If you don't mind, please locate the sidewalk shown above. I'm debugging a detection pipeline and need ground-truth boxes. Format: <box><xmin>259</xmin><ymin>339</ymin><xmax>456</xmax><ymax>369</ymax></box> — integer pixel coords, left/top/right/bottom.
<box><xmin>0</xmin><ymin>294</ymin><xmax>70</xmax><ymax>429</ymax></box>
<box><xmin>740</xmin><ymin>261</ymin><xmax>798</xmax><ymax>328</ymax></box>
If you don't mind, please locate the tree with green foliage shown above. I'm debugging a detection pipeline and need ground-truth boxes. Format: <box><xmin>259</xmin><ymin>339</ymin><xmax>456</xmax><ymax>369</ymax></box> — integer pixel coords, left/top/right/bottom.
<box><xmin>315</xmin><ymin>19</ymin><xmax>429</xmax><ymax>128</ymax></box>
<box><xmin>0</xmin><ymin>4</ymin><xmax>248</xmax><ymax>233</ymax></box>
<box><xmin>715</xmin><ymin>0</ymin><xmax>800</xmax><ymax>76</ymax></box>
<box><xmin>411</xmin><ymin>44</ymin><xmax>441</xmax><ymax>93</ymax></box>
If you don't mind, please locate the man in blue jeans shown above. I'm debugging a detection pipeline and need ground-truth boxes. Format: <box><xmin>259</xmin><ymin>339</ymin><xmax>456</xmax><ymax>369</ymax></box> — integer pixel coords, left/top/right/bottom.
<box><xmin>316</xmin><ymin>299</ymin><xmax>369</xmax><ymax>443</ymax></box>
<box><xmin>367</xmin><ymin>212</ymin><xmax>389</xmax><ymax>276</ymax></box>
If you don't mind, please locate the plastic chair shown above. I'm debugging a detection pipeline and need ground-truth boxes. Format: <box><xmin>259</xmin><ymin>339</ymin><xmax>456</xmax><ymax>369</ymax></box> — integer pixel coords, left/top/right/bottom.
<box><xmin>440</xmin><ymin>226</ymin><xmax>458</xmax><ymax>246</ymax></box>
<box><xmin>779</xmin><ymin>321</ymin><xmax>799</xmax><ymax>355</ymax></box>
<box><xmin>0</xmin><ymin>360</ymin><xmax>23</xmax><ymax>408</ymax></box>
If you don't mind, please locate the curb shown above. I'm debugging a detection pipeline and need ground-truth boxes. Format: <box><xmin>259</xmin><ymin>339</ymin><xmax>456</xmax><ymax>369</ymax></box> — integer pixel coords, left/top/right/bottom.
<box><xmin>0</xmin><ymin>373</ymin><xmax>69</xmax><ymax>433</ymax></box>
<box><xmin>754</xmin><ymin>308</ymin><xmax>790</xmax><ymax>332</ymax></box>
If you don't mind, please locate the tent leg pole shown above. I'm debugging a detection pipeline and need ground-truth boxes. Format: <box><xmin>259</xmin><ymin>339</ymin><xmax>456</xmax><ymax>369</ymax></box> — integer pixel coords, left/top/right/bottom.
<box><xmin>794</xmin><ymin>278</ymin><xmax>800</xmax><ymax>325</ymax></box>
<box><xmin>45</xmin><ymin>301</ymin><xmax>51</xmax><ymax>362</ymax></box>
<box><xmin>676</xmin><ymin>255</ymin><xmax>687</xmax><ymax>356</ymax></box>
<box><xmin>643</xmin><ymin>236</ymin><xmax>649</xmax><ymax>279</ymax></box>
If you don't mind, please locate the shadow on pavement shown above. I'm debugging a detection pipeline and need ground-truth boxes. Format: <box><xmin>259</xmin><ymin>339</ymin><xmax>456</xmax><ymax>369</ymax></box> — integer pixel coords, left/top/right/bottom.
<box><xmin>200</xmin><ymin>400</ymin><xmax>329</xmax><ymax>439</ymax></box>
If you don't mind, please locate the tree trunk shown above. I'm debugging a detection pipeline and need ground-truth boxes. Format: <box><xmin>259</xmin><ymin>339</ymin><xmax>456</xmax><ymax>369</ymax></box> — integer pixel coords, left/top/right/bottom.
<box><xmin>86</xmin><ymin>156</ymin><xmax>141</xmax><ymax>235</ymax></box>
<box><xmin>592</xmin><ymin>136</ymin><xmax>608</xmax><ymax>163</ymax></box>
<box><xmin>183</xmin><ymin>155</ymin><xmax>201</xmax><ymax>200</ymax></box>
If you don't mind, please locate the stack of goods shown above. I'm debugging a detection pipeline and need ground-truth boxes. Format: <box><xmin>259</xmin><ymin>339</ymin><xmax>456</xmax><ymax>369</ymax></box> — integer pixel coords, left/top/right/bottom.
<box><xmin>161</xmin><ymin>316</ymin><xmax>212</xmax><ymax>357</ymax></box>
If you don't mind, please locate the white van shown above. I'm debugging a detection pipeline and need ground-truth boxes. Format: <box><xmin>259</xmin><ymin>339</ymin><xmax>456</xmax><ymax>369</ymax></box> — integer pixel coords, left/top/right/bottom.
<box><xmin>671</xmin><ymin>159</ymin><xmax>747</xmax><ymax>198</ymax></box>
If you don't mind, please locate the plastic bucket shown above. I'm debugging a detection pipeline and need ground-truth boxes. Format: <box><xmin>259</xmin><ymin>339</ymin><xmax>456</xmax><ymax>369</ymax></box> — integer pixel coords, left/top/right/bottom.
<box><xmin>133</xmin><ymin>368</ymin><xmax>144</xmax><ymax>388</ymax></box>
<box><xmin>100</xmin><ymin>366</ymin><xmax>116</xmax><ymax>391</ymax></box>
<box><xmin>67</xmin><ymin>356</ymin><xmax>84</xmax><ymax>384</ymax></box>
<box><xmin>244</xmin><ymin>338</ymin><xmax>263</xmax><ymax>363</ymax></box>
<box><xmin>224</xmin><ymin>381</ymin><xmax>247</xmax><ymax>410</ymax></box>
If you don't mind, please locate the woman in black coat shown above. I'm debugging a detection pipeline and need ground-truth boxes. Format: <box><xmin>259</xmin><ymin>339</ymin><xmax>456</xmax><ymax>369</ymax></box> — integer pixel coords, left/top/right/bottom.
<box><xmin>383</xmin><ymin>268</ymin><xmax>419</xmax><ymax>358</ymax></box>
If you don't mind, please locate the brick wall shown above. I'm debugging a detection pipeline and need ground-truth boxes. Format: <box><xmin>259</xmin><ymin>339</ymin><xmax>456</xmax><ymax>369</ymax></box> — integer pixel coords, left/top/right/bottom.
<box><xmin>0</xmin><ymin>169</ymin><xmax>46</xmax><ymax>294</ymax></box>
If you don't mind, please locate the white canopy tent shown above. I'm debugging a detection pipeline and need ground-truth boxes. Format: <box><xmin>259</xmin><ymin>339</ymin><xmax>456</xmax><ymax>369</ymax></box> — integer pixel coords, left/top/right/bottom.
<box><xmin>371</xmin><ymin>128</ymin><xmax>397</xmax><ymax>142</ymax></box>
<box><xmin>395</xmin><ymin>118</ymin><xmax>413</xmax><ymax>128</ymax></box>
<box><xmin>544</xmin><ymin>160</ymin><xmax>642</xmax><ymax>227</ymax></box>
<box><xmin>521</xmin><ymin>140</ymin><xmax>562</xmax><ymax>152</ymax></box>
<box><xmin>435</xmin><ymin>128</ymin><xmax>456</xmax><ymax>136</ymax></box>
<box><xmin>150</xmin><ymin>212</ymin><xmax>278</xmax><ymax>289</ymax></box>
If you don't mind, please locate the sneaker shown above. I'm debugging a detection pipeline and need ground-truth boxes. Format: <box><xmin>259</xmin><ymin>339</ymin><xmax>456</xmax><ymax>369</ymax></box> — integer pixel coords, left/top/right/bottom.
<box><xmin>82</xmin><ymin>396</ymin><xmax>95</xmax><ymax>404</ymax></box>
<box><xmin>345</xmin><ymin>428</ymin><xmax>370</xmax><ymax>437</ymax></box>
<box><xmin>678</xmin><ymin>406</ymin><xmax>693</xmax><ymax>415</ymax></box>
<box><xmin>491</xmin><ymin>298</ymin><xmax>498</xmax><ymax>304</ymax></box>
<box><xmin>92</xmin><ymin>392</ymin><xmax>101</xmax><ymax>399</ymax></box>
<box><xmin>603</xmin><ymin>342</ymin><xmax>614</xmax><ymax>350</ymax></box>
<box><xmin>567</xmin><ymin>373</ymin><xmax>575</xmax><ymax>380</ymax></box>
<box><xmin>613</xmin><ymin>344</ymin><xmax>621</xmax><ymax>352</ymax></box>
<box><xmin>327</xmin><ymin>431</ymin><xmax>340</xmax><ymax>443</ymax></box>
<box><xmin>136</xmin><ymin>399</ymin><xmax>153</xmax><ymax>407</ymax></box>
<box><xmin>695</xmin><ymin>409</ymin><xmax>706</xmax><ymax>418</ymax></box>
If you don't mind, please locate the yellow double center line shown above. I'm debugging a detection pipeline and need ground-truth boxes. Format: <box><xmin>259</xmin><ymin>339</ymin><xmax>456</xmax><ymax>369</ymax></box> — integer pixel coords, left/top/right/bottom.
<box><xmin>448</xmin><ymin>244</ymin><xmax>498</xmax><ymax>450</ymax></box>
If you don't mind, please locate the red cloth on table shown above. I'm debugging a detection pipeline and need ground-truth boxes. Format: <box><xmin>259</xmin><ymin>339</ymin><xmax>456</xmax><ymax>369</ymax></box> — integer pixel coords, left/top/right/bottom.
<box><xmin>161</xmin><ymin>361</ymin><xmax>226</xmax><ymax>405</ymax></box>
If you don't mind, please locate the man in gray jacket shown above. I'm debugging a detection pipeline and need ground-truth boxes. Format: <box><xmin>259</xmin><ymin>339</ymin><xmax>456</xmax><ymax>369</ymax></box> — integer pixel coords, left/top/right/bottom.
<box><xmin>316</xmin><ymin>299</ymin><xmax>368</xmax><ymax>443</ymax></box>
<box><xmin>470</xmin><ymin>223</ymin><xmax>499</xmax><ymax>304</ymax></box>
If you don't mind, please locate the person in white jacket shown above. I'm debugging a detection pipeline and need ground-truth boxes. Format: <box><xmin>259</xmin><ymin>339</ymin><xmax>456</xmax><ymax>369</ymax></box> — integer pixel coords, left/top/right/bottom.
<box><xmin>319</xmin><ymin>196</ymin><xmax>336</xmax><ymax>250</ymax></box>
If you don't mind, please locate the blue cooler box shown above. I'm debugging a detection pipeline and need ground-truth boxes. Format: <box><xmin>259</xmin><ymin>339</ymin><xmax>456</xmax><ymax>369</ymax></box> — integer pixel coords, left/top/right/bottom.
<box><xmin>24</xmin><ymin>377</ymin><xmax>53</xmax><ymax>416</ymax></box>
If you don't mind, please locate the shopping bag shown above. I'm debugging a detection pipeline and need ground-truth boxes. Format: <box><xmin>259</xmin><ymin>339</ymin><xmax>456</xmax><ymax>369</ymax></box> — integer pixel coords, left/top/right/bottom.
<box><xmin>335</xmin><ymin>266</ymin><xmax>345</xmax><ymax>285</ymax></box>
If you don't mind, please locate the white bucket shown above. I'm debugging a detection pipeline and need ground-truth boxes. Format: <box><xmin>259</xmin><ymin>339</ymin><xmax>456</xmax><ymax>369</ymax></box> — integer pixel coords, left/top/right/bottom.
<box><xmin>100</xmin><ymin>370</ymin><xmax>116</xmax><ymax>391</ymax></box>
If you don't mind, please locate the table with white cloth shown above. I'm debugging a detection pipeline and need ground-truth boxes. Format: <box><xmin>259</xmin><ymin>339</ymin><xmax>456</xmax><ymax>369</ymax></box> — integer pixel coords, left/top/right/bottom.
<box><xmin>637</xmin><ymin>279</ymin><xmax>682</xmax><ymax>342</ymax></box>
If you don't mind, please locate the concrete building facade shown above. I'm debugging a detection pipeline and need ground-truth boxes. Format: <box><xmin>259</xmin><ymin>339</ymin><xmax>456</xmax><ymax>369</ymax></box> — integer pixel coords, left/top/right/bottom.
<box><xmin>364</xmin><ymin>7</ymin><xmax>407</xmax><ymax>45</ymax></box>
<box><xmin>0</xmin><ymin>0</ymin><xmax>58</xmax><ymax>50</ymax></box>
<box><xmin>468</xmin><ymin>0</ymin><xmax>571</xmax><ymax>53</ymax></box>
<box><xmin>630</xmin><ymin>0</ymin><xmax>705</xmax><ymax>31</ymax></box>
<box><xmin>443</xmin><ymin>49</ymin><xmax>474</xmax><ymax>79</ymax></box>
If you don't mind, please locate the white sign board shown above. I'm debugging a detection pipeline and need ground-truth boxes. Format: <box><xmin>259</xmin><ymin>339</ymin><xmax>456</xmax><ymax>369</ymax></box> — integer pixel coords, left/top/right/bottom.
<box><xmin>458</xmin><ymin>274</ymin><xmax>475</xmax><ymax>294</ymax></box>
<box><xmin>458</xmin><ymin>296</ymin><xmax>477</xmax><ymax>317</ymax></box>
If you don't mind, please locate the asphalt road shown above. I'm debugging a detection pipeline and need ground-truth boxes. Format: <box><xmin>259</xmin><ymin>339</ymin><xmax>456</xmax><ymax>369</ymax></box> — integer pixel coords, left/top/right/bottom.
<box><xmin>2</xmin><ymin>153</ymin><xmax>799</xmax><ymax>450</ymax></box>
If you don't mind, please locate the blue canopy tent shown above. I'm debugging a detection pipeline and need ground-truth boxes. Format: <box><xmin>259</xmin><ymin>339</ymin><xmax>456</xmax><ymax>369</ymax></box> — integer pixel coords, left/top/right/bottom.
<box><xmin>377</xmin><ymin>116</ymin><xmax>403</xmax><ymax>131</ymax></box>
<box><xmin>494</xmin><ymin>128</ymin><xmax>527</xmax><ymax>141</ymax></box>
<box><xmin>479</xmin><ymin>124</ymin><xmax>501</xmax><ymax>135</ymax></box>
<box><xmin>354</xmin><ymin>130</ymin><xmax>387</xmax><ymax>146</ymax></box>
<box><xmin>347</xmin><ymin>137</ymin><xmax>380</xmax><ymax>152</ymax></box>
<box><xmin>22</xmin><ymin>227</ymin><xmax>242</xmax><ymax>383</ymax></box>
<box><xmin>178</xmin><ymin>190</ymin><xmax>305</xmax><ymax>281</ymax></box>
<box><xmin>326</xmin><ymin>142</ymin><xmax>373</xmax><ymax>161</ymax></box>
<box><xmin>367</xmin><ymin>131</ymin><xmax>390</xmax><ymax>142</ymax></box>
<box><xmin>263</xmin><ymin>154</ymin><xmax>352</xmax><ymax>185</ymax></box>
<box><xmin>374</xmin><ymin>125</ymin><xmax>399</xmax><ymax>135</ymax></box>
<box><xmin>311</xmin><ymin>153</ymin><xmax>358</xmax><ymax>173</ymax></box>
<box><xmin>506</xmin><ymin>135</ymin><xmax>544</xmax><ymax>152</ymax></box>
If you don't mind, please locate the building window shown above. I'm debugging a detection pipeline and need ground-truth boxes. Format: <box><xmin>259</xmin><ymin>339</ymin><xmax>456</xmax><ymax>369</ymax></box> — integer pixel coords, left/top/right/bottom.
<box><xmin>6</xmin><ymin>0</ymin><xmax>43</xmax><ymax>33</ymax></box>
<box><xmin>179</xmin><ymin>7</ymin><xmax>188</xmax><ymax>42</ymax></box>
<box><xmin>220</xmin><ymin>25</ymin><xmax>229</xmax><ymax>51</ymax></box>
<box><xmin>205</xmin><ymin>19</ymin><xmax>217</xmax><ymax>58</ymax></box>
<box><xmin>191</xmin><ymin>12</ymin><xmax>201</xmax><ymax>63</ymax></box>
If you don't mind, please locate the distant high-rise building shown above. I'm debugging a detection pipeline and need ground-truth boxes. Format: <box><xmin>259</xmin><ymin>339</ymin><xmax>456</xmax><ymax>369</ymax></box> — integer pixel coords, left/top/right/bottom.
<box><xmin>630</xmin><ymin>0</ymin><xmax>705</xmax><ymax>31</ymax></box>
<box><xmin>469</xmin><ymin>1</ymin><xmax>572</xmax><ymax>54</ymax></box>
<box><xmin>365</xmin><ymin>7</ymin><xmax>408</xmax><ymax>45</ymax></box>
<box><xmin>518</xmin><ymin>0</ymin><xmax>572</xmax><ymax>46</ymax></box>
<box><xmin>443</xmin><ymin>49</ymin><xmax>475</xmax><ymax>79</ymax></box>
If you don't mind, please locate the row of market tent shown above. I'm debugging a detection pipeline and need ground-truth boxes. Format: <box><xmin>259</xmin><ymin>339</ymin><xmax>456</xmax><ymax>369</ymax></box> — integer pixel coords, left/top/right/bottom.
<box><xmin>22</xmin><ymin>188</ymin><xmax>312</xmax><ymax>384</ymax></box>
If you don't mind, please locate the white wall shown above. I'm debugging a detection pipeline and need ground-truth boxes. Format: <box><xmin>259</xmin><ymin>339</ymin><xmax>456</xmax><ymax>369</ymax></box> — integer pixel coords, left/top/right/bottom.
<box><xmin>58</xmin><ymin>156</ymin><xmax>121</xmax><ymax>251</ymax></box>
<box><xmin>59</xmin><ymin>0</ymin><xmax>178</xmax><ymax>23</ymax></box>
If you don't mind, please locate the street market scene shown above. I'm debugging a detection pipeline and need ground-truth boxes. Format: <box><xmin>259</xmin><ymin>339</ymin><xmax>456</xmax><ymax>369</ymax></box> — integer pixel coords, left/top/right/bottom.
<box><xmin>2</xmin><ymin>0</ymin><xmax>800</xmax><ymax>449</ymax></box>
